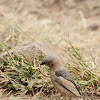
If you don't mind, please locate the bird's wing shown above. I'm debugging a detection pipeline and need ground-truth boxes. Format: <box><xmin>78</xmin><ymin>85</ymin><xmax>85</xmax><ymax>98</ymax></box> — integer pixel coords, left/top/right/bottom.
<box><xmin>55</xmin><ymin>70</ymin><xmax>81</xmax><ymax>97</ymax></box>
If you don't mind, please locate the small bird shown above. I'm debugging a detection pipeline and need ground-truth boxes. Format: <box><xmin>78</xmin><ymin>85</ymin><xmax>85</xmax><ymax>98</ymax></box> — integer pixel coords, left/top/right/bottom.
<box><xmin>40</xmin><ymin>55</ymin><xmax>83</xmax><ymax>100</ymax></box>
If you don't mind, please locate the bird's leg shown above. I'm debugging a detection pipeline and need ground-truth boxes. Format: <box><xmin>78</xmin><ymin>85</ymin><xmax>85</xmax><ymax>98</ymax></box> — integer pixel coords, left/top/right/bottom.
<box><xmin>69</xmin><ymin>97</ymin><xmax>72</xmax><ymax>100</ymax></box>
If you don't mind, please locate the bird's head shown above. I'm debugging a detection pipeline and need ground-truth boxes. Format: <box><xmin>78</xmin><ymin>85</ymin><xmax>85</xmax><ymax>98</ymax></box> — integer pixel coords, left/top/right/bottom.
<box><xmin>40</xmin><ymin>55</ymin><xmax>60</xmax><ymax>68</ymax></box>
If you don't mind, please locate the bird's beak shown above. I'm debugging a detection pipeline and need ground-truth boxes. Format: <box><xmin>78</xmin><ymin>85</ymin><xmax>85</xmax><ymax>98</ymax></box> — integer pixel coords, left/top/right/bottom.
<box><xmin>40</xmin><ymin>62</ymin><xmax>44</xmax><ymax>65</ymax></box>
<box><xmin>40</xmin><ymin>61</ymin><xmax>48</xmax><ymax>65</ymax></box>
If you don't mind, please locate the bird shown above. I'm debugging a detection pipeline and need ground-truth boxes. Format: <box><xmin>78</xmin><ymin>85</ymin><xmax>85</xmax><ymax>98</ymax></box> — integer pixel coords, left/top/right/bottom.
<box><xmin>40</xmin><ymin>55</ymin><xmax>83</xmax><ymax>100</ymax></box>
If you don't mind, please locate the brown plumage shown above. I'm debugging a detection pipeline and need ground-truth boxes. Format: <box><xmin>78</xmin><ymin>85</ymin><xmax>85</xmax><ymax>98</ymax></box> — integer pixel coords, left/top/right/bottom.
<box><xmin>40</xmin><ymin>55</ymin><xmax>83</xmax><ymax>100</ymax></box>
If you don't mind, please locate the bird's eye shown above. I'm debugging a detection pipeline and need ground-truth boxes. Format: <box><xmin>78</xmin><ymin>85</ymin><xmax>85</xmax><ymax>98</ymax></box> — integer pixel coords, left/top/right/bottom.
<box><xmin>45</xmin><ymin>62</ymin><xmax>49</xmax><ymax>64</ymax></box>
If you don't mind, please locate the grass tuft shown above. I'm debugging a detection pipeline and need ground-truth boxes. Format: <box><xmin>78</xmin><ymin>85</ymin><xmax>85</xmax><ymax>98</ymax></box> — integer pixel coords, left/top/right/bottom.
<box><xmin>0</xmin><ymin>41</ymin><xmax>100</xmax><ymax>99</ymax></box>
<box><xmin>0</xmin><ymin>51</ymin><xmax>53</xmax><ymax>96</ymax></box>
<box><xmin>65</xmin><ymin>40</ymin><xmax>100</xmax><ymax>95</ymax></box>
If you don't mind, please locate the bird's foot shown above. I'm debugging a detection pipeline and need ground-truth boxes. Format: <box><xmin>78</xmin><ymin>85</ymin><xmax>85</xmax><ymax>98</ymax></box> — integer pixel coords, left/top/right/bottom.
<box><xmin>69</xmin><ymin>97</ymin><xmax>72</xmax><ymax>100</ymax></box>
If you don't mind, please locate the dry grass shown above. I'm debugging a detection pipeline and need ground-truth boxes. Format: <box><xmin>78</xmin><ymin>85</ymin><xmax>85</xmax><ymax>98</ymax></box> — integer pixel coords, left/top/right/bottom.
<box><xmin>0</xmin><ymin>0</ymin><xmax>100</xmax><ymax>100</ymax></box>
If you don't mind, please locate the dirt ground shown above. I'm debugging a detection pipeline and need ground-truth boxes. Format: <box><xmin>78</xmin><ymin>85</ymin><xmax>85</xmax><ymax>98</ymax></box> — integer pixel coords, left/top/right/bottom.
<box><xmin>0</xmin><ymin>0</ymin><xmax>100</xmax><ymax>100</ymax></box>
